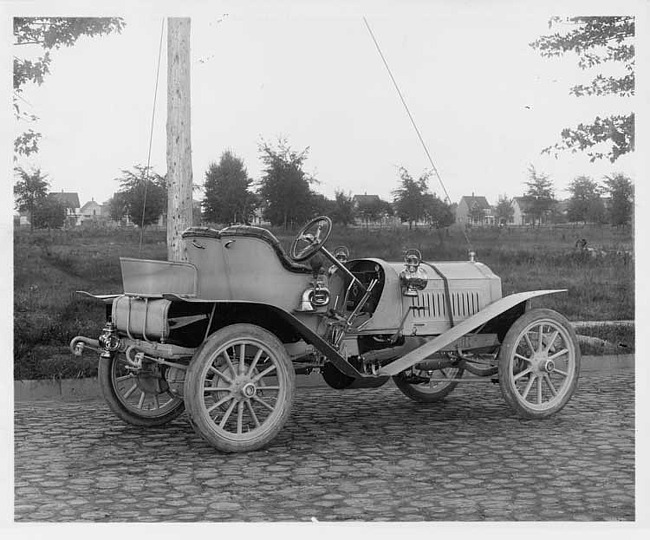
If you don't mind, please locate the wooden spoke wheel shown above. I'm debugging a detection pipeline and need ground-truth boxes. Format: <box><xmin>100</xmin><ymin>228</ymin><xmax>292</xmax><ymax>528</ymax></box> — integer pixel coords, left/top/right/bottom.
<box><xmin>184</xmin><ymin>324</ymin><xmax>295</xmax><ymax>453</ymax></box>
<box><xmin>393</xmin><ymin>366</ymin><xmax>464</xmax><ymax>402</ymax></box>
<box><xmin>98</xmin><ymin>354</ymin><xmax>184</xmax><ymax>427</ymax></box>
<box><xmin>498</xmin><ymin>308</ymin><xmax>580</xmax><ymax>419</ymax></box>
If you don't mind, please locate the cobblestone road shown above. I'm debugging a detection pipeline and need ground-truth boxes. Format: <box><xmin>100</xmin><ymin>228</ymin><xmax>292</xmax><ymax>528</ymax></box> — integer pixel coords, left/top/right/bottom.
<box><xmin>14</xmin><ymin>369</ymin><xmax>634</xmax><ymax>522</ymax></box>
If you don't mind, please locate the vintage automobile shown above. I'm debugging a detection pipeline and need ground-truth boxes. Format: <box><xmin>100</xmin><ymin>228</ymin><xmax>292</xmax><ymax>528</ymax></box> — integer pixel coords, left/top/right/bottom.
<box><xmin>71</xmin><ymin>216</ymin><xmax>580</xmax><ymax>453</ymax></box>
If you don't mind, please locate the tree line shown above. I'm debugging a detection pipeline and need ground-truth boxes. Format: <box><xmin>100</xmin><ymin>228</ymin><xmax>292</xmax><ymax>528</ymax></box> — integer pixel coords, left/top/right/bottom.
<box><xmin>488</xmin><ymin>165</ymin><xmax>633</xmax><ymax>227</ymax></box>
<box><xmin>14</xmin><ymin>151</ymin><xmax>634</xmax><ymax>231</ymax></box>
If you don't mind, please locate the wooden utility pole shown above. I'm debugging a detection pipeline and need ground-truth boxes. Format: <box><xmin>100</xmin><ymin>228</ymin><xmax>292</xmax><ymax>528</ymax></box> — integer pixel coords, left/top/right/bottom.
<box><xmin>166</xmin><ymin>17</ymin><xmax>193</xmax><ymax>261</ymax></box>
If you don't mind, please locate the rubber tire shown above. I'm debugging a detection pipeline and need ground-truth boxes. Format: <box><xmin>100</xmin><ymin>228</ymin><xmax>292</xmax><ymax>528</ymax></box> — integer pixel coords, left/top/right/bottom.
<box><xmin>498</xmin><ymin>308</ymin><xmax>580</xmax><ymax>419</ymax></box>
<box><xmin>392</xmin><ymin>367</ymin><xmax>464</xmax><ymax>402</ymax></box>
<box><xmin>98</xmin><ymin>354</ymin><xmax>185</xmax><ymax>427</ymax></box>
<box><xmin>184</xmin><ymin>324</ymin><xmax>295</xmax><ymax>453</ymax></box>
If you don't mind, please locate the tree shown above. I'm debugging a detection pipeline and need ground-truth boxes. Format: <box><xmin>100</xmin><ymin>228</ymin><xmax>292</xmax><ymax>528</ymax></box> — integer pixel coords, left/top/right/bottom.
<box><xmin>524</xmin><ymin>165</ymin><xmax>555</xmax><ymax>226</ymax></box>
<box><xmin>423</xmin><ymin>193</ymin><xmax>454</xmax><ymax>230</ymax></box>
<box><xmin>258</xmin><ymin>139</ymin><xmax>315</xmax><ymax>228</ymax></box>
<box><xmin>13</xmin><ymin>17</ymin><xmax>125</xmax><ymax>158</ymax></box>
<box><xmin>309</xmin><ymin>192</ymin><xmax>336</xmax><ymax>219</ymax></box>
<box><xmin>330</xmin><ymin>191</ymin><xmax>356</xmax><ymax>226</ymax></box>
<box><xmin>603</xmin><ymin>173</ymin><xmax>633</xmax><ymax>226</ymax></box>
<box><xmin>392</xmin><ymin>168</ymin><xmax>430</xmax><ymax>229</ymax></box>
<box><xmin>202</xmin><ymin>151</ymin><xmax>256</xmax><ymax>225</ymax></box>
<box><xmin>566</xmin><ymin>176</ymin><xmax>605</xmax><ymax>224</ymax></box>
<box><xmin>32</xmin><ymin>197</ymin><xmax>66</xmax><ymax>229</ymax></box>
<box><xmin>13</xmin><ymin>167</ymin><xmax>49</xmax><ymax>231</ymax></box>
<box><xmin>115</xmin><ymin>165</ymin><xmax>167</xmax><ymax>228</ymax></box>
<box><xmin>107</xmin><ymin>192</ymin><xmax>128</xmax><ymax>222</ymax></box>
<box><xmin>494</xmin><ymin>195</ymin><xmax>514</xmax><ymax>225</ymax></box>
<box><xmin>530</xmin><ymin>16</ymin><xmax>634</xmax><ymax>162</ymax></box>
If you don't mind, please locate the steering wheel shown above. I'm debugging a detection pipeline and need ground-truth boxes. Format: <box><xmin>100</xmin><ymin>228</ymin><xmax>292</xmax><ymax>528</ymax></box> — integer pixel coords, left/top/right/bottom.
<box><xmin>289</xmin><ymin>216</ymin><xmax>332</xmax><ymax>262</ymax></box>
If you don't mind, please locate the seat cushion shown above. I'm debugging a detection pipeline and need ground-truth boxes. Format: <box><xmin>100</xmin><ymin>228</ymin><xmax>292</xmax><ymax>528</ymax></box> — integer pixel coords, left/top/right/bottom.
<box><xmin>182</xmin><ymin>225</ymin><xmax>312</xmax><ymax>274</ymax></box>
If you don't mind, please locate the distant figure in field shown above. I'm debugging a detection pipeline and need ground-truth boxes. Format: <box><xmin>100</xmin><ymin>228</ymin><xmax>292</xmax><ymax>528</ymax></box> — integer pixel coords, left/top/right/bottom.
<box><xmin>575</xmin><ymin>238</ymin><xmax>588</xmax><ymax>251</ymax></box>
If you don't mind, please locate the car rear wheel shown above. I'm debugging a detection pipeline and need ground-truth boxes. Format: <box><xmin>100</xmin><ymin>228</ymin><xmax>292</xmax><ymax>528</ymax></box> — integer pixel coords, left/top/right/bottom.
<box><xmin>98</xmin><ymin>353</ymin><xmax>185</xmax><ymax>427</ymax></box>
<box><xmin>184</xmin><ymin>324</ymin><xmax>295</xmax><ymax>453</ymax></box>
<box><xmin>393</xmin><ymin>366</ymin><xmax>464</xmax><ymax>402</ymax></box>
<box><xmin>498</xmin><ymin>308</ymin><xmax>580</xmax><ymax>419</ymax></box>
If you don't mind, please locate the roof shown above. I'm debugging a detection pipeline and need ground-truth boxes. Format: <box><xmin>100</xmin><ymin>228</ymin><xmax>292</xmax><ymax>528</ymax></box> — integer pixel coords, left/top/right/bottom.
<box><xmin>80</xmin><ymin>200</ymin><xmax>102</xmax><ymax>213</ymax></box>
<box><xmin>459</xmin><ymin>195</ymin><xmax>490</xmax><ymax>209</ymax></box>
<box><xmin>513</xmin><ymin>196</ymin><xmax>534</xmax><ymax>211</ymax></box>
<box><xmin>353</xmin><ymin>194</ymin><xmax>381</xmax><ymax>206</ymax></box>
<box><xmin>48</xmin><ymin>192</ymin><xmax>80</xmax><ymax>209</ymax></box>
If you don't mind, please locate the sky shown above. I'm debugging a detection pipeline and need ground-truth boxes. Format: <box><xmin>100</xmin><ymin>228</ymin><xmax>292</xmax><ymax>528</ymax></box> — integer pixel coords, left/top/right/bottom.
<box><xmin>5</xmin><ymin>0</ymin><xmax>640</xmax><ymax>210</ymax></box>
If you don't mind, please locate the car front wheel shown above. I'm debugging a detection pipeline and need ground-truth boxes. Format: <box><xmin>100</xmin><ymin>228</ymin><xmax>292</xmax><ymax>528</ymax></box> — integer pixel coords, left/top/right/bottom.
<box><xmin>498</xmin><ymin>308</ymin><xmax>580</xmax><ymax>419</ymax></box>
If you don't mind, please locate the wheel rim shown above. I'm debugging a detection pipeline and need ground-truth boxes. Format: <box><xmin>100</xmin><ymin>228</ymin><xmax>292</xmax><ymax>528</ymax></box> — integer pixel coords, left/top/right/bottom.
<box><xmin>112</xmin><ymin>356</ymin><xmax>182</xmax><ymax>418</ymax></box>
<box><xmin>407</xmin><ymin>367</ymin><xmax>462</xmax><ymax>394</ymax></box>
<box><xmin>507</xmin><ymin>319</ymin><xmax>577</xmax><ymax>411</ymax></box>
<box><xmin>197</xmin><ymin>338</ymin><xmax>287</xmax><ymax>442</ymax></box>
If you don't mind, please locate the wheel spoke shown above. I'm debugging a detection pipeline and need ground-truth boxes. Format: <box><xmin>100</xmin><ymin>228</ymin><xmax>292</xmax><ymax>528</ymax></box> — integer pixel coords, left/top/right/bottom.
<box><xmin>524</xmin><ymin>333</ymin><xmax>535</xmax><ymax>355</ymax></box>
<box><xmin>514</xmin><ymin>353</ymin><xmax>533</xmax><ymax>363</ymax></box>
<box><xmin>514</xmin><ymin>367</ymin><xmax>533</xmax><ymax>381</ymax></box>
<box><xmin>239</xmin><ymin>343</ymin><xmax>246</xmax><ymax>375</ymax></box>
<box><xmin>137</xmin><ymin>391</ymin><xmax>146</xmax><ymax>409</ymax></box>
<box><xmin>246</xmin><ymin>400</ymin><xmax>260</xmax><ymax>428</ymax></box>
<box><xmin>252</xmin><ymin>364</ymin><xmax>277</xmax><ymax>383</ymax></box>
<box><xmin>237</xmin><ymin>401</ymin><xmax>244</xmax><ymax>434</ymax></box>
<box><xmin>218</xmin><ymin>399</ymin><xmax>238</xmax><ymax>428</ymax></box>
<box><xmin>252</xmin><ymin>395</ymin><xmax>275</xmax><ymax>412</ymax></box>
<box><xmin>544</xmin><ymin>330</ymin><xmax>559</xmax><ymax>353</ymax></box>
<box><xmin>209</xmin><ymin>365</ymin><xmax>233</xmax><ymax>384</ymax></box>
<box><xmin>123</xmin><ymin>382</ymin><xmax>138</xmax><ymax>399</ymax></box>
<box><xmin>116</xmin><ymin>374</ymin><xmax>133</xmax><ymax>383</ymax></box>
<box><xmin>549</xmin><ymin>348</ymin><xmax>569</xmax><ymax>361</ymax></box>
<box><xmin>207</xmin><ymin>394</ymin><xmax>233</xmax><ymax>414</ymax></box>
<box><xmin>552</xmin><ymin>368</ymin><xmax>568</xmax><ymax>377</ymax></box>
<box><xmin>221</xmin><ymin>350</ymin><xmax>236</xmax><ymax>377</ymax></box>
<box><xmin>521</xmin><ymin>374</ymin><xmax>536</xmax><ymax>400</ymax></box>
<box><xmin>246</xmin><ymin>348</ymin><xmax>265</xmax><ymax>377</ymax></box>
<box><xmin>153</xmin><ymin>393</ymin><xmax>160</xmax><ymax>409</ymax></box>
<box><xmin>537</xmin><ymin>375</ymin><xmax>543</xmax><ymax>404</ymax></box>
<box><xmin>537</xmin><ymin>324</ymin><xmax>544</xmax><ymax>352</ymax></box>
<box><xmin>257</xmin><ymin>385</ymin><xmax>280</xmax><ymax>391</ymax></box>
<box><xmin>543</xmin><ymin>374</ymin><xmax>558</xmax><ymax>396</ymax></box>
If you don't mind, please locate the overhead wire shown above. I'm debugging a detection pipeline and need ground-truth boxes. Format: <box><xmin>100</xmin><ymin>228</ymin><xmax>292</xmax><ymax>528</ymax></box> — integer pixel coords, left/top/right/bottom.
<box><xmin>139</xmin><ymin>18</ymin><xmax>166</xmax><ymax>253</ymax></box>
<box><xmin>362</xmin><ymin>17</ymin><xmax>473</xmax><ymax>252</ymax></box>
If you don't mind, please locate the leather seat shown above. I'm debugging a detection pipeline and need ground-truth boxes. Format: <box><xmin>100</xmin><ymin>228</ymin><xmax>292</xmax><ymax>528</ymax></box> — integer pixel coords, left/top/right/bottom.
<box><xmin>182</xmin><ymin>226</ymin><xmax>312</xmax><ymax>274</ymax></box>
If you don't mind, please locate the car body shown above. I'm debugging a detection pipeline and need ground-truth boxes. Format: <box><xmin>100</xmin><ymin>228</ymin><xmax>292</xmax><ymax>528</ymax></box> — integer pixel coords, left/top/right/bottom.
<box><xmin>71</xmin><ymin>216</ymin><xmax>581</xmax><ymax>452</ymax></box>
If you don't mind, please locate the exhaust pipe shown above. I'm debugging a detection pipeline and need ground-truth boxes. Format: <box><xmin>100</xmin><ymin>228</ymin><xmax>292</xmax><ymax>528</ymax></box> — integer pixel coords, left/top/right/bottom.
<box><xmin>70</xmin><ymin>336</ymin><xmax>101</xmax><ymax>356</ymax></box>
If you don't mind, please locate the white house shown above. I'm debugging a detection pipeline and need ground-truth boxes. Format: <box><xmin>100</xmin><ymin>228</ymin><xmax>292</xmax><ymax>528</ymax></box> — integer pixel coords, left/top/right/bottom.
<box><xmin>456</xmin><ymin>195</ymin><xmax>494</xmax><ymax>226</ymax></box>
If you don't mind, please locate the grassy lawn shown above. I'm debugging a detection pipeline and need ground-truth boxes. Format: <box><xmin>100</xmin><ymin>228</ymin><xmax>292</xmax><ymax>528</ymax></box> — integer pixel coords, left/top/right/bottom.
<box><xmin>14</xmin><ymin>223</ymin><xmax>634</xmax><ymax>379</ymax></box>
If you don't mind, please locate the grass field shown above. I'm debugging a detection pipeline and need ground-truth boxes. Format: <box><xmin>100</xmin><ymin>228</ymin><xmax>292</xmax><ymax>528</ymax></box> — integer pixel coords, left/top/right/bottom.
<box><xmin>14</xmin><ymin>223</ymin><xmax>634</xmax><ymax>379</ymax></box>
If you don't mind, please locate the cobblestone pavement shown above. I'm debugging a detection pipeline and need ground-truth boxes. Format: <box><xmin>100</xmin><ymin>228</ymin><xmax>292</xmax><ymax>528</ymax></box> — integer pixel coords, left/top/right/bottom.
<box><xmin>14</xmin><ymin>369</ymin><xmax>634</xmax><ymax>522</ymax></box>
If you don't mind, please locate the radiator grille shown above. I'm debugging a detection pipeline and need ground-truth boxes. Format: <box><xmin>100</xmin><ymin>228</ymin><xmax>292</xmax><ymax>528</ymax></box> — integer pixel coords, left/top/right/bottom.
<box><xmin>411</xmin><ymin>291</ymin><xmax>481</xmax><ymax>320</ymax></box>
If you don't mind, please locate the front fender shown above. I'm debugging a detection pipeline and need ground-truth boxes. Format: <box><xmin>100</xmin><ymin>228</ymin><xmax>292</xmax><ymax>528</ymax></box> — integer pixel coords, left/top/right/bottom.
<box><xmin>377</xmin><ymin>289</ymin><xmax>566</xmax><ymax>377</ymax></box>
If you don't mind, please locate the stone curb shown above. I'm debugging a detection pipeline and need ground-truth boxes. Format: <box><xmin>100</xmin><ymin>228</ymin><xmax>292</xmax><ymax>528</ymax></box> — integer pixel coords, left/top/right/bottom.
<box><xmin>13</xmin><ymin>354</ymin><xmax>634</xmax><ymax>402</ymax></box>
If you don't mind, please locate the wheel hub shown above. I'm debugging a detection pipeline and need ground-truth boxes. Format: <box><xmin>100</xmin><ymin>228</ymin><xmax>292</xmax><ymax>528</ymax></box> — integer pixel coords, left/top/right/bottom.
<box><xmin>229</xmin><ymin>375</ymin><xmax>257</xmax><ymax>401</ymax></box>
<box><xmin>241</xmin><ymin>382</ymin><xmax>257</xmax><ymax>398</ymax></box>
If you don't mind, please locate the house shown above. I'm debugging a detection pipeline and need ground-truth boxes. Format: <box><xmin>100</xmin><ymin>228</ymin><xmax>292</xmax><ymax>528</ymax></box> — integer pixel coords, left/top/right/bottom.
<box><xmin>48</xmin><ymin>191</ymin><xmax>81</xmax><ymax>226</ymax></box>
<box><xmin>353</xmin><ymin>194</ymin><xmax>381</xmax><ymax>209</ymax></box>
<box><xmin>79</xmin><ymin>198</ymin><xmax>105</xmax><ymax>223</ymax></box>
<box><xmin>512</xmin><ymin>197</ymin><xmax>534</xmax><ymax>226</ymax></box>
<box><xmin>456</xmin><ymin>195</ymin><xmax>494</xmax><ymax>226</ymax></box>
